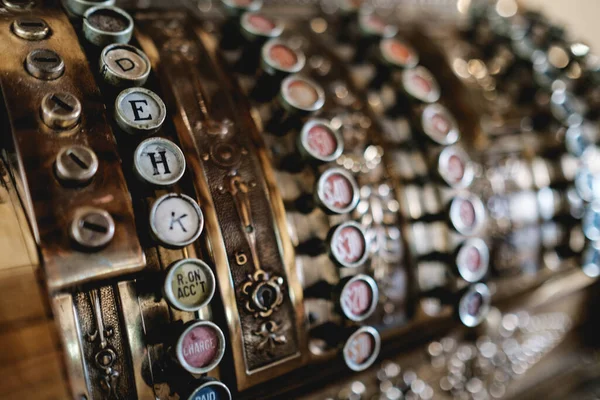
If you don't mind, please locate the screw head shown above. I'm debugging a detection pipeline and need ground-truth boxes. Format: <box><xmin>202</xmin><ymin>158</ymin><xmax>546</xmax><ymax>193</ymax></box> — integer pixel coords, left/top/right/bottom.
<box><xmin>70</xmin><ymin>207</ymin><xmax>115</xmax><ymax>249</ymax></box>
<box><xmin>55</xmin><ymin>145</ymin><xmax>99</xmax><ymax>185</ymax></box>
<box><xmin>25</xmin><ymin>49</ymin><xmax>64</xmax><ymax>80</ymax></box>
<box><xmin>11</xmin><ymin>17</ymin><xmax>50</xmax><ymax>41</ymax></box>
<box><xmin>41</xmin><ymin>92</ymin><xmax>82</xmax><ymax>129</ymax></box>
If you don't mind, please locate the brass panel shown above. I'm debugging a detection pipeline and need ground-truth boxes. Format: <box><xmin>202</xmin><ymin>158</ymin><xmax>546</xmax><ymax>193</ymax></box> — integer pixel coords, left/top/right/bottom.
<box><xmin>135</xmin><ymin>12</ymin><xmax>306</xmax><ymax>390</ymax></box>
<box><xmin>0</xmin><ymin>5</ymin><xmax>145</xmax><ymax>290</ymax></box>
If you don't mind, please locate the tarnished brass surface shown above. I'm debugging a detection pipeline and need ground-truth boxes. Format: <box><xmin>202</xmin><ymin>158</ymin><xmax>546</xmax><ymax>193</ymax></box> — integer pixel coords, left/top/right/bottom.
<box><xmin>0</xmin><ymin>4</ymin><xmax>145</xmax><ymax>290</ymax></box>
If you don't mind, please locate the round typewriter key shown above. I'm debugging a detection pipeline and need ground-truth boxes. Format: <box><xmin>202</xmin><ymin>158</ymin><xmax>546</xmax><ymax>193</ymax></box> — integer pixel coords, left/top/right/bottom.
<box><xmin>12</xmin><ymin>17</ymin><xmax>50</xmax><ymax>41</ymax></box>
<box><xmin>83</xmin><ymin>6</ymin><xmax>133</xmax><ymax>47</ymax></box>
<box><xmin>55</xmin><ymin>145</ymin><xmax>99</xmax><ymax>184</ymax></box>
<box><xmin>279</xmin><ymin>74</ymin><xmax>325</xmax><ymax>114</ymax></box>
<box><xmin>115</xmin><ymin>87</ymin><xmax>166</xmax><ymax>135</ymax></box>
<box><xmin>176</xmin><ymin>321</ymin><xmax>225</xmax><ymax>374</ymax></box>
<box><xmin>422</xmin><ymin>104</ymin><xmax>460</xmax><ymax>145</ymax></box>
<box><xmin>100</xmin><ymin>43</ymin><xmax>151</xmax><ymax>87</ymax></box>
<box><xmin>186</xmin><ymin>380</ymin><xmax>232</xmax><ymax>400</ymax></box>
<box><xmin>25</xmin><ymin>49</ymin><xmax>64</xmax><ymax>80</ymax></box>
<box><xmin>66</xmin><ymin>0</ymin><xmax>114</xmax><ymax>16</ymax></box>
<box><xmin>41</xmin><ymin>92</ymin><xmax>82</xmax><ymax>129</ymax></box>
<box><xmin>583</xmin><ymin>202</ymin><xmax>600</xmax><ymax>241</ymax></box>
<box><xmin>358</xmin><ymin>12</ymin><xmax>397</xmax><ymax>38</ymax></box>
<box><xmin>454</xmin><ymin>238</ymin><xmax>489</xmax><ymax>283</ymax></box>
<box><xmin>240</xmin><ymin>12</ymin><xmax>283</xmax><ymax>41</ymax></box>
<box><xmin>164</xmin><ymin>259</ymin><xmax>216</xmax><ymax>312</ymax></box>
<box><xmin>298</xmin><ymin>119</ymin><xmax>343</xmax><ymax>164</ymax></box>
<box><xmin>565</xmin><ymin>122</ymin><xmax>597</xmax><ymax>157</ymax></box>
<box><xmin>575</xmin><ymin>168</ymin><xmax>600</xmax><ymax>202</ymax></box>
<box><xmin>134</xmin><ymin>137</ymin><xmax>185</xmax><ymax>186</ymax></box>
<box><xmin>342</xmin><ymin>326</ymin><xmax>381</xmax><ymax>371</ymax></box>
<box><xmin>550</xmin><ymin>88</ymin><xmax>585</xmax><ymax>127</ymax></box>
<box><xmin>379</xmin><ymin>37</ymin><xmax>418</xmax><ymax>69</ymax></box>
<box><xmin>337</xmin><ymin>274</ymin><xmax>378</xmax><ymax>322</ymax></box>
<box><xmin>261</xmin><ymin>39</ymin><xmax>305</xmax><ymax>76</ymax></box>
<box><xmin>402</xmin><ymin>66</ymin><xmax>440</xmax><ymax>103</ymax></box>
<box><xmin>449</xmin><ymin>194</ymin><xmax>486</xmax><ymax>236</ymax></box>
<box><xmin>582</xmin><ymin>243</ymin><xmax>600</xmax><ymax>278</ymax></box>
<box><xmin>149</xmin><ymin>193</ymin><xmax>204</xmax><ymax>248</ymax></box>
<box><xmin>328</xmin><ymin>221</ymin><xmax>369</xmax><ymax>268</ymax></box>
<box><xmin>437</xmin><ymin>146</ymin><xmax>473</xmax><ymax>188</ymax></box>
<box><xmin>458</xmin><ymin>283</ymin><xmax>491</xmax><ymax>327</ymax></box>
<box><xmin>315</xmin><ymin>168</ymin><xmax>360</xmax><ymax>214</ymax></box>
<box><xmin>70</xmin><ymin>207</ymin><xmax>115</xmax><ymax>249</ymax></box>
<box><xmin>220</xmin><ymin>0</ymin><xmax>262</xmax><ymax>15</ymax></box>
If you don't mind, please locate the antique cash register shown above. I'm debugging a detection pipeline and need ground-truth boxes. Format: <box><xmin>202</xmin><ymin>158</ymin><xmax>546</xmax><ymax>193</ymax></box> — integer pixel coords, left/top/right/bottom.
<box><xmin>0</xmin><ymin>0</ymin><xmax>598</xmax><ymax>398</ymax></box>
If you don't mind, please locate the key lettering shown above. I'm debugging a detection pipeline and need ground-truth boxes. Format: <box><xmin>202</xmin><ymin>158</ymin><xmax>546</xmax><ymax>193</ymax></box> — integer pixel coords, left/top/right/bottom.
<box><xmin>169</xmin><ymin>211</ymin><xmax>188</xmax><ymax>232</ymax></box>
<box><xmin>115</xmin><ymin>57</ymin><xmax>135</xmax><ymax>72</ymax></box>
<box><xmin>128</xmin><ymin>99</ymin><xmax>152</xmax><ymax>121</ymax></box>
<box><xmin>147</xmin><ymin>151</ymin><xmax>172</xmax><ymax>175</ymax></box>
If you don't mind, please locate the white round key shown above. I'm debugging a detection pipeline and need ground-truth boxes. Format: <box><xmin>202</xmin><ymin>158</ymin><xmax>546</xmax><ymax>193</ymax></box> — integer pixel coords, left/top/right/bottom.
<box><xmin>134</xmin><ymin>137</ymin><xmax>186</xmax><ymax>186</ymax></box>
<box><xmin>115</xmin><ymin>87</ymin><xmax>166</xmax><ymax>135</ymax></box>
<box><xmin>150</xmin><ymin>193</ymin><xmax>204</xmax><ymax>248</ymax></box>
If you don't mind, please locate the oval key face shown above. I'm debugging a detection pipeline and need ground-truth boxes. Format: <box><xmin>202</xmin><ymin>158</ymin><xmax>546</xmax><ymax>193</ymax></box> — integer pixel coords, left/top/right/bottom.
<box><xmin>262</xmin><ymin>39</ymin><xmax>305</xmax><ymax>75</ymax></box>
<box><xmin>379</xmin><ymin>37</ymin><xmax>418</xmax><ymax>69</ymax></box>
<box><xmin>164</xmin><ymin>259</ymin><xmax>216</xmax><ymax>312</ymax></box>
<box><xmin>134</xmin><ymin>137</ymin><xmax>186</xmax><ymax>186</ymax></box>
<box><xmin>342</xmin><ymin>326</ymin><xmax>381</xmax><ymax>371</ymax></box>
<box><xmin>176</xmin><ymin>321</ymin><xmax>226</xmax><ymax>374</ymax></box>
<box><xmin>241</xmin><ymin>12</ymin><xmax>282</xmax><ymax>39</ymax></box>
<box><xmin>329</xmin><ymin>221</ymin><xmax>369</xmax><ymax>268</ymax></box>
<box><xmin>339</xmin><ymin>274</ymin><xmax>378</xmax><ymax>322</ymax></box>
<box><xmin>402</xmin><ymin>66</ymin><xmax>441</xmax><ymax>103</ymax></box>
<box><xmin>449</xmin><ymin>194</ymin><xmax>485</xmax><ymax>236</ymax></box>
<box><xmin>316</xmin><ymin>168</ymin><xmax>360</xmax><ymax>214</ymax></box>
<box><xmin>358</xmin><ymin>13</ymin><xmax>397</xmax><ymax>38</ymax></box>
<box><xmin>280</xmin><ymin>75</ymin><xmax>325</xmax><ymax>113</ymax></box>
<box><xmin>115</xmin><ymin>87</ymin><xmax>166</xmax><ymax>135</ymax></box>
<box><xmin>438</xmin><ymin>146</ymin><xmax>473</xmax><ymax>188</ymax></box>
<box><xmin>421</xmin><ymin>104</ymin><xmax>460</xmax><ymax>145</ymax></box>
<box><xmin>458</xmin><ymin>283</ymin><xmax>491</xmax><ymax>327</ymax></box>
<box><xmin>298</xmin><ymin>119</ymin><xmax>343</xmax><ymax>163</ymax></box>
<box><xmin>149</xmin><ymin>193</ymin><xmax>204</xmax><ymax>248</ymax></box>
<box><xmin>455</xmin><ymin>238</ymin><xmax>489</xmax><ymax>283</ymax></box>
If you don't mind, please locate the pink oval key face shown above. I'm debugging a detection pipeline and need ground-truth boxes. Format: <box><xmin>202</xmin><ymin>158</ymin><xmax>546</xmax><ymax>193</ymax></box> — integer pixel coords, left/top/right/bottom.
<box><xmin>465</xmin><ymin>246</ymin><xmax>481</xmax><ymax>272</ymax></box>
<box><xmin>459</xmin><ymin>200</ymin><xmax>476</xmax><ymax>228</ymax></box>
<box><xmin>269</xmin><ymin>44</ymin><xmax>298</xmax><ymax>70</ymax></box>
<box><xmin>446</xmin><ymin>154</ymin><xmax>465</xmax><ymax>183</ymax></box>
<box><xmin>307</xmin><ymin>124</ymin><xmax>338</xmax><ymax>158</ymax></box>
<box><xmin>381</xmin><ymin>38</ymin><xmax>417</xmax><ymax>67</ymax></box>
<box><xmin>431</xmin><ymin>113</ymin><xmax>450</xmax><ymax>137</ymax></box>
<box><xmin>363</xmin><ymin>14</ymin><xmax>387</xmax><ymax>35</ymax></box>
<box><xmin>341</xmin><ymin>280</ymin><xmax>373</xmax><ymax>318</ymax></box>
<box><xmin>180</xmin><ymin>325</ymin><xmax>219</xmax><ymax>369</ymax></box>
<box><xmin>247</xmin><ymin>14</ymin><xmax>276</xmax><ymax>34</ymax></box>
<box><xmin>287</xmin><ymin>79</ymin><xmax>319</xmax><ymax>108</ymax></box>
<box><xmin>334</xmin><ymin>226</ymin><xmax>366</xmax><ymax>264</ymax></box>
<box><xmin>345</xmin><ymin>332</ymin><xmax>375</xmax><ymax>365</ymax></box>
<box><xmin>323</xmin><ymin>173</ymin><xmax>354</xmax><ymax>209</ymax></box>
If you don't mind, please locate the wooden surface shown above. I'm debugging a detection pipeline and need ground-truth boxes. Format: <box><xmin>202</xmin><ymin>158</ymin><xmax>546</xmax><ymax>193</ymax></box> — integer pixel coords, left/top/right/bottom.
<box><xmin>0</xmin><ymin>161</ymin><xmax>70</xmax><ymax>400</ymax></box>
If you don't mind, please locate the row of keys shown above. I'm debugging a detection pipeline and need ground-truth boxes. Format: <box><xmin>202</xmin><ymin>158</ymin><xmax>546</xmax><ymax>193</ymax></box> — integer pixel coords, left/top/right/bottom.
<box><xmin>327</xmin><ymin>8</ymin><xmax>493</xmax><ymax>327</ymax></box>
<box><xmin>216</xmin><ymin>0</ymin><xmax>384</xmax><ymax>372</ymax></box>
<box><xmin>68</xmin><ymin>4</ymin><xmax>232</xmax><ymax>398</ymax></box>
